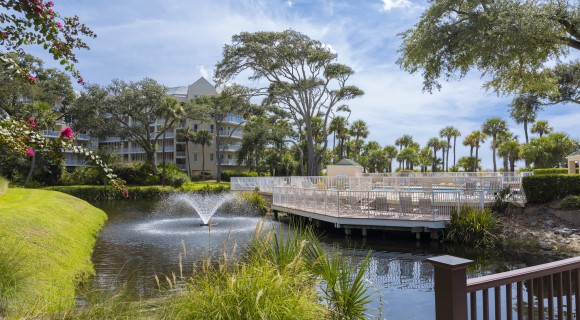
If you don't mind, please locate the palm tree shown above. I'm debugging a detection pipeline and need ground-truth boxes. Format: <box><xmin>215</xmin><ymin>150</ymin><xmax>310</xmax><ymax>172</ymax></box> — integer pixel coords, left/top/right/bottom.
<box><xmin>482</xmin><ymin>117</ymin><xmax>508</xmax><ymax>172</ymax></box>
<box><xmin>176</xmin><ymin>126</ymin><xmax>196</xmax><ymax>178</ymax></box>
<box><xmin>471</xmin><ymin>130</ymin><xmax>487</xmax><ymax>172</ymax></box>
<box><xmin>193</xmin><ymin>129</ymin><xmax>213</xmax><ymax>180</ymax></box>
<box><xmin>439</xmin><ymin>126</ymin><xmax>457</xmax><ymax>171</ymax></box>
<box><xmin>427</xmin><ymin>137</ymin><xmax>442</xmax><ymax>172</ymax></box>
<box><xmin>384</xmin><ymin>145</ymin><xmax>398</xmax><ymax>172</ymax></box>
<box><xmin>463</xmin><ymin>133</ymin><xmax>476</xmax><ymax>158</ymax></box>
<box><xmin>350</xmin><ymin>119</ymin><xmax>369</xmax><ymax>160</ymax></box>
<box><xmin>450</xmin><ymin>127</ymin><xmax>461</xmax><ymax>168</ymax></box>
<box><xmin>509</xmin><ymin>94</ymin><xmax>540</xmax><ymax>144</ymax></box>
<box><xmin>438</xmin><ymin>140</ymin><xmax>448</xmax><ymax>172</ymax></box>
<box><xmin>330</xmin><ymin>116</ymin><xmax>349</xmax><ymax>160</ymax></box>
<box><xmin>497</xmin><ymin>131</ymin><xmax>517</xmax><ymax>172</ymax></box>
<box><xmin>395</xmin><ymin>135</ymin><xmax>413</xmax><ymax>169</ymax></box>
<box><xmin>531</xmin><ymin>120</ymin><xmax>553</xmax><ymax>138</ymax></box>
<box><xmin>158</xmin><ymin>97</ymin><xmax>185</xmax><ymax>186</ymax></box>
<box><xmin>498</xmin><ymin>140</ymin><xmax>521</xmax><ymax>172</ymax></box>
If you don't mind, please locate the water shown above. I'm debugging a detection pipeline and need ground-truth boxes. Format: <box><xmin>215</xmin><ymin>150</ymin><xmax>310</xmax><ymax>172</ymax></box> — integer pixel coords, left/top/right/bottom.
<box><xmin>89</xmin><ymin>199</ymin><xmax>552</xmax><ymax>319</ymax></box>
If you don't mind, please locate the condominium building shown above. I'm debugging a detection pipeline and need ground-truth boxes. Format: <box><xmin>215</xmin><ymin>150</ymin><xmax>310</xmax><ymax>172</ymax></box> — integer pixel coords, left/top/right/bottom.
<box><xmin>96</xmin><ymin>77</ymin><xmax>245</xmax><ymax>178</ymax></box>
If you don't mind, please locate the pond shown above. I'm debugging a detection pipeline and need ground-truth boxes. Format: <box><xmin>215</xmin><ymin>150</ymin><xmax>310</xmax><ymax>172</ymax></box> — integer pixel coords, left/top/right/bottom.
<box><xmin>89</xmin><ymin>197</ymin><xmax>552</xmax><ymax>320</ymax></box>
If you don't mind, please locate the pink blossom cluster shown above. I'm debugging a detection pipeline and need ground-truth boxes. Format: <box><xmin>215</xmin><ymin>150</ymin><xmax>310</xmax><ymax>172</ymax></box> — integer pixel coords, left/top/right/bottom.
<box><xmin>27</xmin><ymin>117</ymin><xmax>37</xmax><ymax>128</ymax></box>
<box><xmin>26</xmin><ymin>148</ymin><xmax>35</xmax><ymax>157</ymax></box>
<box><xmin>26</xmin><ymin>74</ymin><xmax>37</xmax><ymax>84</ymax></box>
<box><xmin>60</xmin><ymin>127</ymin><xmax>73</xmax><ymax>140</ymax></box>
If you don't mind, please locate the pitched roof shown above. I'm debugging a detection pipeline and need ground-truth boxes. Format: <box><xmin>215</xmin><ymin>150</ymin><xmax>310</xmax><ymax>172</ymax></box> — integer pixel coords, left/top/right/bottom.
<box><xmin>566</xmin><ymin>149</ymin><xmax>580</xmax><ymax>158</ymax></box>
<box><xmin>334</xmin><ymin>159</ymin><xmax>362</xmax><ymax>166</ymax></box>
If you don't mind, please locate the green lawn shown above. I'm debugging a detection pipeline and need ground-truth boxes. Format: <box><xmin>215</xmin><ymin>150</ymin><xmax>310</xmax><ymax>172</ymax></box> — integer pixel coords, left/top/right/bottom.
<box><xmin>0</xmin><ymin>188</ymin><xmax>107</xmax><ymax>318</ymax></box>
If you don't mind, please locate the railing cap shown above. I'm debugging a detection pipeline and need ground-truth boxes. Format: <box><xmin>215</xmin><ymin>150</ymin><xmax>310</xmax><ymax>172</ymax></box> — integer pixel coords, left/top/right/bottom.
<box><xmin>427</xmin><ymin>255</ymin><xmax>473</xmax><ymax>270</ymax></box>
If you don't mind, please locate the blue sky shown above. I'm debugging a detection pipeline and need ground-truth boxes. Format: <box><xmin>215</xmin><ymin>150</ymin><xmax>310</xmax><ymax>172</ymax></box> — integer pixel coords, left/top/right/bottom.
<box><xmin>30</xmin><ymin>0</ymin><xmax>580</xmax><ymax>170</ymax></box>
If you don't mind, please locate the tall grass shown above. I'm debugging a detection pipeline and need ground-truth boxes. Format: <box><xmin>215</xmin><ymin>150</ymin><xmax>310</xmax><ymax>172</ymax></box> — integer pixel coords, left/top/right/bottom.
<box><xmin>0</xmin><ymin>237</ymin><xmax>27</xmax><ymax>318</ymax></box>
<box><xmin>162</xmin><ymin>222</ymin><xmax>374</xmax><ymax>319</ymax></box>
<box><xmin>0</xmin><ymin>176</ymin><xmax>8</xmax><ymax>195</ymax></box>
<box><xmin>445</xmin><ymin>206</ymin><xmax>500</xmax><ymax>249</ymax></box>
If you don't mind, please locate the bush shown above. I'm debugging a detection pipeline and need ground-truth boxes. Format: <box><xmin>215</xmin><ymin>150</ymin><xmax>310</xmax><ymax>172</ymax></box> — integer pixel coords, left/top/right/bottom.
<box><xmin>179</xmin><ymin>182</ymin><xmax>230</xmax><ymax>193</ymax></box>
<box><xmin>239</xmin><ymin>191</ymin><xmax>269</xmax><ymax>215</ymax></box>
<box><xmin>533</xmin><ymin>168</ymin><xmax>569</xmax><ymax>175</ymax></box>
<box><xmin>556</xmin><ymin>195</ymin><xmax>580</xmax><ymax>210</ymax></box>
<box><xmin>162</xmin><ymin>163</ymin><xmax>190</xmax><ymax>188</ymax></box>
<box><xmin>59</xmin><ymin>167</ymin><xmax>104</xmax><ymax>186</ymax></box>
<box><xmin>445</xmin><ymin>206</ymin><xmax>500</xmax><ymax>248</ymax></box>
<box><xmin>45</xmin><ymin>185</ymin><xmax>175</xmax><ymax>201</ymax></box>
<box><xmin>522</xmin><ymin>175</ymin><xmax>580</xmax><ymax>204</ymax></box>
<box><xmin>220</xmin><ymin>170</ymin><xmax>258</xmax><ymax>182</ymax></box>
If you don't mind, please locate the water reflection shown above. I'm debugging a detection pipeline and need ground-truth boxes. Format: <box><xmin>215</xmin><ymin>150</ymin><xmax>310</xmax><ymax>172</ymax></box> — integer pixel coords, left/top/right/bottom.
<box><xmin>89</xmin><ymin>200</ymin><xmax>553</xmax><ymax>319</ymax></box>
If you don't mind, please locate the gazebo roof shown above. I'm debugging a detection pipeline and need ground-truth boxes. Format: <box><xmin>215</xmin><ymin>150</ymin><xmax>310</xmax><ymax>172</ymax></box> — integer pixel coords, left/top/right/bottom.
<box><xmin>566</xmin><ymin>150</ymin><xmax>580</xmax><ymax>159</ymax></box>
<box><xmin>334</xmin><ymin>159</ymin><xmax>362</xmax><ymax>166</ymax></box>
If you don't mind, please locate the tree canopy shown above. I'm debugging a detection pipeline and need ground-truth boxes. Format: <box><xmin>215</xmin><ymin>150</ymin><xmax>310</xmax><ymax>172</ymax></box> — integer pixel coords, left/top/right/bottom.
<box><xmin>397</xmin><ymin>0</ymin><xmax>579</xmax><ymax>100</ymax></box>
<box><xmin>1</xmin><ymin>0</ymin><xmax>95</xmax><ymax>84</ymax></box>
<box><xmin>215</xmin><ymin>30</ymin><xmax>364</xmax><ymax>176</ymax></box>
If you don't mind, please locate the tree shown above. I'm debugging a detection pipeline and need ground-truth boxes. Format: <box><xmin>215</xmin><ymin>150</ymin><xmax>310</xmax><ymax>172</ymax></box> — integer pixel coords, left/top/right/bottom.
<box><xmin>498</xmin><ymin>140</ymin><xmax>521</xmax><ymax>172</ymax></box>
<box><xmin>521</xmin><ymin>132</ymin><xmax>579</xmax><ymax>168</ymax></box>
<box><xmin>398</xmin><ymin>0</ymin><xmax>580</xmax><ymax>100</ymax></box>
<box><xmin>190</xmin><ymin>85</ymin><xmax>251</xmax><ymax>182</ymax></box>
<box><xmin>458</xmin><ymin>156</ymin><xmax>479</xmax><ymax>172</ymax></box>
<box><xmin>176</xmin><ymin>126</ymin><xmax>195</xmax><ymax>178</ymax></box>
<box><xmin>419</xmin><ymin>146</ymin><xmax>434</xmax><ymax>173</ymax></box>
<box><xmin>70</xmin><ymin>78</ymin><xmax>183</xmax><ymax>175</ymax></box>
<box><xmin>427</xmin><ymin>137</ymin><xmax>442</xmax><ymax>172</ymax></box>
<box><xmin>531</xmin><ymin>120</ymin><xmax>553</xmax><ymax>137</ymax></box>
<box><xmin>1</xmin><ymin>0</ymin><xmax>96</xmax><ymax>84</ymax></box>
<box><xmin>384</xmin><ymin>145</ymin><xmax>398</xmax><ymax>173</ymax></box>
<box><xmin>482</xmin><ymin>117</ymin><xmax>508</xmax><ymax>172</ymax></box>
<box><xmin>215</xmin><ymin>30</ymin><xmax>364</xmax><ymax>176</ymax></box>
<box><xmin>330</xmin><ymin>116</ymin><xmax>350</xmax><ymax>160</ymax></box>
<box><xmin>193</xmin><ymin>130</ymin><xmax>213</xmax><ymax>180</ymax></box>
<box><xmin>160</xmin><ymin>97</ymin><xmax>185</xmax><ymax>186</ymax></box>
<box><xmin>469</xmin><ymin>130</ymin><xmax>486</xmax><ymax>172</ymax></box>
<box><xmin>496</xmin><ymin>131</ymin><xmax>518</xmax><ymax>172</ymax></box>
<box><xmin>349</xmin><ymin>119</ymin><xmax>369</xmax><ymax>161</ymax></box>
<box><xmin>395</xmin><ymin>134</ymin><xmax>414</xmax><ymax>169</ymax></box>
<box><xmin>509</xmin><ymin>94</ymin><xmax>540</xmax><ymax>143</ymax></box>
<box><xmin>450</xmin><ymin>127</ymin><xmax>461</xmax><ymax>168</ymax></box>
<box><xmin>439</xmin><ymin>126</ymin><xmax>459</xmax><ymax>171</ymax></box>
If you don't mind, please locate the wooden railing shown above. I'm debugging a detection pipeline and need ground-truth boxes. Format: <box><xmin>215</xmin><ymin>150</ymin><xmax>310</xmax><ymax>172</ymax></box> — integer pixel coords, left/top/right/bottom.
<box><xmin>428</xmin><ymin>255</ymin><xmax>580</xmax><ymax>320</ymax></box>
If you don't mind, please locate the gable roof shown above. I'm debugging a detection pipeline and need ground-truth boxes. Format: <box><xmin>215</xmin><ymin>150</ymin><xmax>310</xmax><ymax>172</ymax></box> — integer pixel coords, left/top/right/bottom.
<box><xmin>566</xmin><ymin>149</ymin><xmax>580</xmax><ymax>158</ymax></box>
<box><xmin>334</xmin><ymin>159</ymin><xmax>362</xmax><ymax>166</ymax></box>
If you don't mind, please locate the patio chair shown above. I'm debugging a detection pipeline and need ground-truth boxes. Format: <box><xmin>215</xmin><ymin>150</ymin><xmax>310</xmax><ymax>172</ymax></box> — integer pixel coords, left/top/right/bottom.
<box><xmin>399</xmin><ymin>196</ymin><xmax>417</xmax><ymax>216</ymax></box>
<box><xmin>374</xmin><ymin>196</ymin><xmax>395</xmax><ymax>213</ymax></box>
<box><xmin>463</xmin><ymin>181</ymin><xmax>477</xmax><ymax>196</ymax></box>
<box><xmin>422</xmin><ymin>180</ymin><xmax>433</xmax><ymax>196</ymax></box>
<box><xmin>418</xmin><ymin>198</ymin><xmax>439</xmax><ymax>217</ymax></box>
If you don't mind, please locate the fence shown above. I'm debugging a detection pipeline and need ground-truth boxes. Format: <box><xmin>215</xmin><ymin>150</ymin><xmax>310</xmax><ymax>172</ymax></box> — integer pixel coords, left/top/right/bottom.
<box><xmin>428</xmin><ymin>255</ymin><xmax>580</xmax><ymax>320</ymax></box>
<box><xmin>272</xmin><ymin>186</ymin><xmax>499</xmax><ymax>220</ymax></box>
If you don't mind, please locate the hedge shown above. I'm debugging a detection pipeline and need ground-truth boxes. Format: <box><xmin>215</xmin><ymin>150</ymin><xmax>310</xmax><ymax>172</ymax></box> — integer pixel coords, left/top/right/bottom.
<box><xmin>522</xmin><ymin>174</ymin><xmax>580</xmax><ymax>204</ymax></box>
<box><xmin>533</xmin><ymin>168</ymin><xmax>569</xmax><ymax>175</ymax></box>
<box><xmin>221</xmin><ymin>170</ymin><xmax>259</xmax><ymax>182</ymax></box>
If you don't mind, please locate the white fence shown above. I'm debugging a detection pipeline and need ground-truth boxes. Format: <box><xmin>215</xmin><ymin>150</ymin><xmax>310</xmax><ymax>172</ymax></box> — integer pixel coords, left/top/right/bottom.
<box><xmin>272</xmin><ymin>187</ymin><xmax>497</xmax><ymax>221</ymax></box>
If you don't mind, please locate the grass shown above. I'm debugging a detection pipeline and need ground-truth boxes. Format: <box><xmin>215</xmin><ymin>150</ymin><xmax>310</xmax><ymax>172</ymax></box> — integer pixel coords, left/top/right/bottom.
<box><xmin>445</xmin><ymin>206</ymin><xmax>500</xmax><ymax>249</ymax></box>
<box><xmin>0</xmin><ymin>176</ymin><xmax>8</xmax><ymax>194</ymax></box>
<box><xmin>0</xmin><ymin>188</ymin><xmax>107</xmax><ymax>318</ymax></box>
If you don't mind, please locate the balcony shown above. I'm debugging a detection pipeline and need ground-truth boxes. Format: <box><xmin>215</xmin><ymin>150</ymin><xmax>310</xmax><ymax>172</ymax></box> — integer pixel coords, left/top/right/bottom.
<box><xmin>221</xmin><ymin>144</ymin><xmax>241</xmax><ymax>152</ymax></box>
<box><xmin>221</xmin><ymin>159</ymin><xmax>244</xmax><ymax>166</ymax></box>
<box><xmin>176</xmin><ymin>151</ymin><xmax>186</xmax><ymax>157</ymax></box>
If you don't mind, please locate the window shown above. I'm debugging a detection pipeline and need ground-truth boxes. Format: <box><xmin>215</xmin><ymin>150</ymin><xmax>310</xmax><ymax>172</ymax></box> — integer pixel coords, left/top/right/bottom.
<box><xmin>236</xmin><ymin>115</ymin><xmax>243</xmax><ymax>123</ymax></box>
<box><xmin>219</xmin><ymin>127</ymin><xmax>224</xmax><ymax>134</ymax></box>
<box><xmin>227</xmin><ymin>113</ymin><xmax>233</xmax><ymax>122</ymax></box>
<box><xmin>210</xmin><ymin>125</ymin><xmax>214</xmax><ymax>133</ymax></box>
<box><xmin>194</xmin><ymin>153</ymin><xmax>198</xmax><ymax>161</ymax></box>
<box><xmin>193</xmin><ymin>124</ymin><xmax>198</xmax><ymax>132</ymax></box>
<box><xmin>210</xmin><ymin>153</ymin><xmax>214</xmax><ymax>161</ymax></box>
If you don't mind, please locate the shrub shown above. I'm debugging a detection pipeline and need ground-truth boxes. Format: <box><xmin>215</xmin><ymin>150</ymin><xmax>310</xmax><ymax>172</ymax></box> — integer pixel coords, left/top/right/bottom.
<box><xmin>180</xmin><ymin>182</ymin><xmax>230</xmax><ymax>193</ymax></box>
<box><xmin>522</xmin><ymin>175</ymin><xmax>580</xmax><ymax>204</ymax></box>
<box><xmin>239</xmin><ymin>191</ymin><xmax>269</xmax><ymax>215</ymax></box>
<box><xmin>162</xmin><ymin>163</ymin><xmax>190</xmax><ymax>187</ymax></box>
<box><xmin>445</xmin><ymin>206</ymin><xmax>500</xmax><ymax>248</ymax></box>
<box><xmin>533</xmin><ymin>168</ymin><xmax>569</xmax><ymax>175</ymax></box>
<box><xmin>59</xmin><ymin>167</ymin><xmax>104</xmax><ymax>186</ymax></box>
<box><xmin>220</xmin><ymin>170</ymin><xmax>258</xmax><ymax>182</ymax></box>
<box><xmin>556</xmin><ymin>195</ymin><xmax>580</xmax><ymax>210</ymax></box>
<box><xmin>45</xmin><ymin>185</ymin><xmax>175</xmax><ymax>201</ymax></box>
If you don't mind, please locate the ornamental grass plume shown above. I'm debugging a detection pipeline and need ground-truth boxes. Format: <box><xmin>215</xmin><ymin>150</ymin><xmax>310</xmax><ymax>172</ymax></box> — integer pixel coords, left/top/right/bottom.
<box><xmin>60</xmin><ymin>127</ymin><xmax>73</xmax><ymax>140</ymax></box>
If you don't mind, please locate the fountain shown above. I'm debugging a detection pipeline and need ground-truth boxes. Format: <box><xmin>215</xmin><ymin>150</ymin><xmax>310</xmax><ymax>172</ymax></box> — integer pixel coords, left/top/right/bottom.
<box><xmin>168</xmin><ymin>193</ymin><xmax>233</xmax><ymax>226</ymax></box>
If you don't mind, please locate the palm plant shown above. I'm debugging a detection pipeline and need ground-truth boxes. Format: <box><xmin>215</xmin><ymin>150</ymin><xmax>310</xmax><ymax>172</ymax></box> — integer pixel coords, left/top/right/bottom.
<box><xmin>427</xmin><ymin>137</ymin><xmax>442</xmax><ymax>172</ymax></box>
<box><xmin>349</xmin><ymin>120</ymin><xmax>369</xmax><ymax>160</ymax></box>
<box><xmin>450</xmin><ymin>127</ymin><xmax>461</xmax><ymax>168</ymax></box>
<box><xmin>509</xmin><ymin>94</ymin><xmax>540</xmax><ymax>144</ymax></box>
<box><xmin>330</xmin><ymin>116</ymin><xmax>350</xmax><ymax>160</ymax></box>
<box><xmin>531</xmin><ymin>120</ymin><xmax>553</xmax><ymax>138</ymax></box>
<box><xmin>193</xmin><ymin>130</ymin><xmax>213</xmax><ymax>180</ymax></box>
<box><xmin>470</xmin><ymin>130</ymin><xmax>486</xmax><ymax>172</ymax></box>
<box><xmin>176</xmin><ymin>127</ymin><xmax>196</xmax><ymax>178</ymax></box>
<box><xmin>439</xmin><ymin>126</ymin><xmax>457</xmax><ymax>171</ymax></box>
<box><xmin>482</xmin><ymin>117</ymin><xmax>508</xmax><ymax>172</ymax></box>
<box><xmin>384</xmin><ymin>145</ymin><xmax>398</xmax><ymax>173</ymax></box>
<box><xmin>395</xmin><ymin>135</ymin><xmax>413</xmax><ymax>169</ymax></box>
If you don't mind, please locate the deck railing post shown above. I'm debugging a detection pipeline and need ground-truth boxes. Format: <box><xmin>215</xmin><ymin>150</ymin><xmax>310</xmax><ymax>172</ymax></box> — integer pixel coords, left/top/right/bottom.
<box><xmin>427</xmin><ymin>255</ymin><xmax>473</xmax><ymax>320</ymax></box>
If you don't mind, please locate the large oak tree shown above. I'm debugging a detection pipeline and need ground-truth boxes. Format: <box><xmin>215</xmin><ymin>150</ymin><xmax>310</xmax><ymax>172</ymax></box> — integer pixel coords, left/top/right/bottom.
<box><xmin>398</xmin><ymin>0</ymin><xmax>579</xmax><ymax>101</ymax></box>
<box><xmin>215</xmin><ymin>30</ymin><xmax>364</xmax><ymax>176</ymax></box>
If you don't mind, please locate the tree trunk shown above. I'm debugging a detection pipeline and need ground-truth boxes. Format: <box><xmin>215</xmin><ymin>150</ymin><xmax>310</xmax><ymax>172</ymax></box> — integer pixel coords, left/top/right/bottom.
<box><xmin>201</xmin><ymin>144</ymin><xmax>205</xmax><ymax>181</ymax></box>
<box><xmin>306</xmin><ymin>126</ymin><xmax>317</xmax><ymax>176</ymax></box>
<box><xmin>161</xmin><ymin>131</ymin><xmax>167</xmax><ymax>186</ymax></box>
<box><xmin>453</xmin><ymin>137</ymin><xmax>457</xmax><ymax>168</ymax></box>
<box><xmin>524</xmin><ymin>121</ymin><xmax>529</xmax><ymax>144</ymax></box>
<box><xmin>475</xmin><ymin>147</ymin><xmax>480</xmax><ymax>172</ymax></box>
<box><xmin>146</xmin><ymin>148</ymin><xmax>158</xmax><ymax>174</ymax></box>
<box><xmin>492</xmin><ymin>137</ymin><xmax>497</xmax><ymax>172</ymax></box>
<box><xmin>432</xmin><ymin>149</ymin><xmax>437</xmax><ymax>172</ymax></box>
<box><xmin>24</xmin><ymin>152</ymin><xmax>36</xmax><ymax>187</ymax></box>
<box><xmin>186</xmin><ymin>142</ymin><xmax>191</xmax><ymax>178</ymax></box>
<box><xmin>215</xmin><ymin>130</ymin><xmax>221</xmax><ymax>182</ymax></box>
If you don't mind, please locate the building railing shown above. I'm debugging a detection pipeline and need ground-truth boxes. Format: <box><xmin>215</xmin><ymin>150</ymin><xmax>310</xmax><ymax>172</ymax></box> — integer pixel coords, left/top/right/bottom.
<box><xmin>42</xmin><ymin>130</ymin><xmax>91</xmax><ymax>140</ymax></box>
<box><xmin>231</xmin><ymin>174</ymin><xmax>526</xmax><ymax>201</ymax></box>
<box><xmin>272</xmin><ymin>186</ymin><xmax>499</xmax><ymax>220</ymax></box>
<box><xmin>428</xmin><ymin>255</ymin><xmax>580</xmax><ymax>320</ymax></box>
<box><xmin>175</xmin><ymin>151</ymin><xmax>186</xmax><ymax>157</ymax></box>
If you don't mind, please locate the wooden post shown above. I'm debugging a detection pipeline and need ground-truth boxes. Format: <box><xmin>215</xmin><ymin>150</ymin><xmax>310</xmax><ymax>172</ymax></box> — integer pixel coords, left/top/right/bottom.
<box><xmin>427</xmin><ymin>255</ymin><xmax>473</xmax><ymax>320</ymax></box>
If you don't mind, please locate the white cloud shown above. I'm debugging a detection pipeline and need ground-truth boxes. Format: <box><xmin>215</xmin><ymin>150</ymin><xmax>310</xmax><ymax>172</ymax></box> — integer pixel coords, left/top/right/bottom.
<box><xmin>199</xmin><ymin>65</ymin><xmax>210</xmax><ymax>80</ymax></box>
<box><xmin>381</xmin><ymin>0</ymin><xmax>412</xmax><ymax>11</ymax></box>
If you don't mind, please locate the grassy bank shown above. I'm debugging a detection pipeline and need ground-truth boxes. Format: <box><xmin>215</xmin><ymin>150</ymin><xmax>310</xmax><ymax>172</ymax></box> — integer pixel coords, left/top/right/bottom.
<box><xmin>0</xmin><ymin>188</ymin><xmax>107</xmax><ymax>318</ymax></box>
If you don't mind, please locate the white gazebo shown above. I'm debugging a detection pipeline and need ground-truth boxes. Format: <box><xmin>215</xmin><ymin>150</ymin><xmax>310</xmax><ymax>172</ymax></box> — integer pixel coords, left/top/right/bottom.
<box><xmin>326</xmin><ymin>159</ymin><xmax>364</xmax><ymax>177</ymax></box>
<box><xmin>565</xmin><ymin>150</ymin><xmax>580</xmax><ymax>174</ymax></box>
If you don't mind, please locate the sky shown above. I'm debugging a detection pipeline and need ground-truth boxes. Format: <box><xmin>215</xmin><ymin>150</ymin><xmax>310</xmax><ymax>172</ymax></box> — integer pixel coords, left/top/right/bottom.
<box><xmin>28</xmin><ymin>0</ymin><xmax>580</xmax><ymax>170</ymax></box>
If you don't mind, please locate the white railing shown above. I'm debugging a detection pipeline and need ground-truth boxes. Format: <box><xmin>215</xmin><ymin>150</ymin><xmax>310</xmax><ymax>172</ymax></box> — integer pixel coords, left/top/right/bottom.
<box><xmin>231</xmin><ymin>174</ymin><xmax>525</xmax><ymax>200</ymax></box>
<box><xmin>176</xmin><ymin>151</ymin><xmax>186</xmax><ymax>157</ymax></box>
<box><xmin>272</xmin><ymin>187</ymin><xmax>493</xmax><ymax>220</ymax></box>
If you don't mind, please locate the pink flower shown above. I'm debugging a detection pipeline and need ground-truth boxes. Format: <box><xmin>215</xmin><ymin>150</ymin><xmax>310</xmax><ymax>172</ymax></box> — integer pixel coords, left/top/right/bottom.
<box><xmin>46</xmin><ymin>1</ymin><xmax>54</xmax><ymax>7</ymax></box>
<box><xmin>27</xmin><ymin>117</ymin><xmax>36</xmax><ymax>128</ymax></box>
<box><xmin>123</xmin><ymin>189</ymin><xmax>129</xmax><ymax>197</ymax></box>
<box><xmin>55</xmin><ymin>22</ymin><xmax>63</xmax><ymax>30</ymax></box>
<box><xmin>26</xmin><ymin>74</ymin><xmax>37</xmax><ymax>84</ymax></box>
<box><xmin>26</xmin><ymin>148</ymin><xmax>35</xmax><ymax>157</ymax></box>
<box><xmin>77</xmin><ymin>77</ymin><xmax>85</xmax><ymax>86</ymax></box>
<box><xmin>60</xmin><ymin>127</ymin><xmax>73</xmax><ymax>140</ymax></box>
